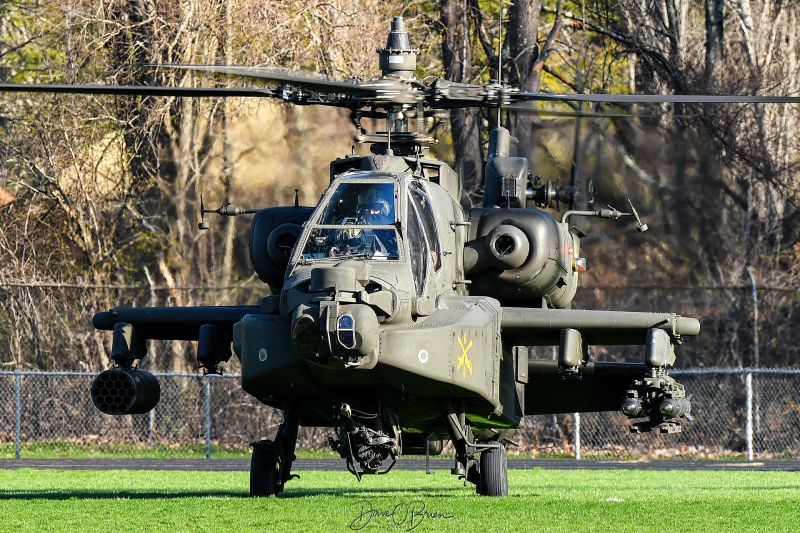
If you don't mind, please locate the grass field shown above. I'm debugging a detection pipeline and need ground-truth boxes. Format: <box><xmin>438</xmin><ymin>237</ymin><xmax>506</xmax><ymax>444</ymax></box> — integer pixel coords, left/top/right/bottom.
<box><xmin>1</xmin><ymin>441</ymin><xmax>754</xmax><ymax>461</ymax></box>
<box><xmin>0</xmin><ymin>468</ymin><xmax>798</xmax><ymax>532</ymax></box>
<box><xmin>0</xmin><ymin>442</ymin><xmax>344</xmax><ymax>460</ymax></box>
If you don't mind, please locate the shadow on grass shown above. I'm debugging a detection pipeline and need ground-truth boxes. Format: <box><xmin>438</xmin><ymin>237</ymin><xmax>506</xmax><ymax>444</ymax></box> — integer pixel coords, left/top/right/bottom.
<box><xmin>0</xmin><ymin>490</ymin><xmax>247</xmax><ymax>500</ymax></box>
<box><xmin>276</xmin><ymin>486</ymin><xmax>470</xmax><ymax>499</ymax></box>
<box><xmin>0</xmin><ymin>485</ymin><xmax>469</xmax><ymax>500</ymax></box>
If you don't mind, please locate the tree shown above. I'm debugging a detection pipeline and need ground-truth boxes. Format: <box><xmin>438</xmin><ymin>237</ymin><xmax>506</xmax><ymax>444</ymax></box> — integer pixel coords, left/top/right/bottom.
<box><xmin>0</xmin><ymin>0</ymin><xmax>426</xmax><ymax>370</ymax></box>
<box><xmin>535</xmin><ymin>0</ymin><xmax>800</xmax><ymax>367</ymax></box>
<box><xmin>439</xmin><ymin>0</ymin><xmax>484</xmax><ymax>205</ymax></box>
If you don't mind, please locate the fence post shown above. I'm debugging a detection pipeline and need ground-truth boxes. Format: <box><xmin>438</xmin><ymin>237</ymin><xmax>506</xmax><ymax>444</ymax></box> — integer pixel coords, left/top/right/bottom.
<box><xmin>14</xmin><ymin>372</ymin><xmax>21</xmax><ymax>459</ymax></box>
<box><xmin>204</xmin><ymin>374</ymin><xmax>211</xmax><ymax>460</ymax></box>
<box><xmin>747</xmin><ymin>269</ymin><xmax>761</xmax><ymax>433</ymax></box>
<box><xmin>574</xmin><ymin>412</ymin><xmax>581</xmax><ymax>460</ymax></box>
<box><xmin>746</xmin><ymin>269</ymin><xmax>759</xmax><ymax>369</ymax></box>
<box><xmin>746</xmin><ymin>371</ymin><xmax>753</xmax><ymax>461</ymax></box>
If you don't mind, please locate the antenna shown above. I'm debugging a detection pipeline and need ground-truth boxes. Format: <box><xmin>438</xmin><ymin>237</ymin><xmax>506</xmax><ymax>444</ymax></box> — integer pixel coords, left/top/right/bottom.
<box><xmin>198</xmin><ymin>195</ymin><xmax>210</xmax><ymax>230</ymax></box>
<box><xmin>497</xmin><ymin>0</ymin><xmax>503</xmax><ymax>126</ymax></box>
<box><xmin>198</xmin><ymin>195</ymin><xmax>259</xmax><ymax>230</ymax></box>
<box><xmin>627</xmin><ymin>199</ymin><xmax>649</xmax><ymax>232</ymax></box>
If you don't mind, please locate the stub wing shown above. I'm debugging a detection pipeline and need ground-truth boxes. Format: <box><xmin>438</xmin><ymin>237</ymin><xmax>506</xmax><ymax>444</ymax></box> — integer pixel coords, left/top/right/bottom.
<box><xmin>503</xmin><ymin>308</ymin><xmax>700</xmax><ymax>433</ymax></box>
<box><xmin>92</xmin><ymin>305</ymin><xmax>262</xmax><ymax>374</ymax></box>
<box><xmin>502</xmin><ymin>308</ymin><xmax>700</xmax><ymax>346</ymax></box>
<box><xmin>92</xmin><ymin>305</ymin><xmax>260</xmax><ymax>341</ymax></box>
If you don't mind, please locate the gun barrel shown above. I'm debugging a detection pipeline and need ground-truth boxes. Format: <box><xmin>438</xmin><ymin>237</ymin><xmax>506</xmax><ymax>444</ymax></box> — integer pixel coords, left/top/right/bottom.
<box><xmin>502</xmin><ymin>308</ymin><xmax>700</xmax><ymax>346</ymax></box>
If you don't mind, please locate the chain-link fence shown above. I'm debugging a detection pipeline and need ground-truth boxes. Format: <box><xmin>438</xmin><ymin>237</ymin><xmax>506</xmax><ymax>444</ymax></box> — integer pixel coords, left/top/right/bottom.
<box><xmin>1</xmin><ymin>369</ymin><xmax>798</xmax><ymax>460</ymax></box>
<box><xmin>2</xmin><ymin>282</ymin><xmax>798</xmax><ymax>372</ymax></box>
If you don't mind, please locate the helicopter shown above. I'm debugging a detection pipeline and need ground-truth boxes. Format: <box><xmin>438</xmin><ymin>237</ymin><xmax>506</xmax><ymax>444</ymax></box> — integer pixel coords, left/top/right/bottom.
<box><xmin>3</xmin><ymin>16</ymin><xmax>798</xmax><ymax>498</ymax></box>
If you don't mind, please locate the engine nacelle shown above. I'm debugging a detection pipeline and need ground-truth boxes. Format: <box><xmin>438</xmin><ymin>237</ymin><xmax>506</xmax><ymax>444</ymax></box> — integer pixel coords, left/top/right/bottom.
<box><xmin>90</xmin><ymin>368</ymin><xmax>160</xmax><ymax>415</ymax></box>
<box><xmin>249</xmin><ymin>206</ymin><xmax>314</xmax><ymax>291</ymax></box>
<box><xmin>465</xmin><ymin>208</ymin><xmax>580</xmax><ymax>308</ymax></box>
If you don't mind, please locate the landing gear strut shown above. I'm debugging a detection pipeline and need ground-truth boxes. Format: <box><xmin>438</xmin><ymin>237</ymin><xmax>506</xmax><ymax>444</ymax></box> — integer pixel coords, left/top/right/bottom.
<box><xmin>250</xmin><ymin>399</ymin><xmax>302</xmax><ymax>497</ymax></box>
<box><xmin>441</xmin><ymin>400</ymin><xmax>509</xmax><ymax>497</ymax></box>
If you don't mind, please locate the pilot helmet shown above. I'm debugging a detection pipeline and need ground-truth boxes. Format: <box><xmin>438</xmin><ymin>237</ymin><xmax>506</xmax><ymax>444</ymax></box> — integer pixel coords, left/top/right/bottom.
<box><xmin>357</xmin><ymin>189</ymin><xmax>391</xmax><ymax>223</ymax></box>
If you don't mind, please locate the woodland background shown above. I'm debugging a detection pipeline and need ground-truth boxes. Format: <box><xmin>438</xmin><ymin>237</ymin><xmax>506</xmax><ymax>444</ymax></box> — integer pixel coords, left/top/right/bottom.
<box><xmin>0</xmin><ymin>0</ymin><xmax>798</xmax><ymax>373</ymax></box>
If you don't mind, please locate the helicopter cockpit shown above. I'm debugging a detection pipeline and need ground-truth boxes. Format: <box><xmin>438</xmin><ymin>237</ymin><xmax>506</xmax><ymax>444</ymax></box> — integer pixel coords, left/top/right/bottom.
<box><xmin>284</xmin><ymin>169</ymin><xmax>453</xmax><ymax>315</ymax></box>
<box><xmin>300</xmin><ymin>180</ymin><xmax>400</xmax><ymax>260</ymax></box>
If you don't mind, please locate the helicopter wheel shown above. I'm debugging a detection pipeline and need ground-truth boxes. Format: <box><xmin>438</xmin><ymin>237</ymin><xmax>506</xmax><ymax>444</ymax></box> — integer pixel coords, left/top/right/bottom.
<box><xmin>477</xmin><ymin>441</ymin><xmax>508</xmax><ymax>497</ymax></box>
<box><xmin>250</xmin><ymin>440</ymin><xmax>279</xmax><ymax>497</ymax></box>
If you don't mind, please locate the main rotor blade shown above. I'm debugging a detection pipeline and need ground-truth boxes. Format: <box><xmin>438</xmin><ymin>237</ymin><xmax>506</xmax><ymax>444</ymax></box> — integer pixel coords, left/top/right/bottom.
<box><xmin>0</xmin><ymin>83</ymin><xmax>273</xmax><ymax>98</ymax></box>
<box><xmin>513</xmin><ymin>92</ymin><xmax>800</xmax><ymax>104</ymax></box>
<box><xmin>3</xmin><ymin>81</ymin><xmax>796</xmax><ymax>112</ymax></box>
<box><xmin>506</xmin><ymin>106</ymin><xmax>662</xmax><ymax>119</ymax></box>
<box><xmin>156</xmin><ymin>64</ymin><xmax>384</xmax><ymax>96</ymax></box>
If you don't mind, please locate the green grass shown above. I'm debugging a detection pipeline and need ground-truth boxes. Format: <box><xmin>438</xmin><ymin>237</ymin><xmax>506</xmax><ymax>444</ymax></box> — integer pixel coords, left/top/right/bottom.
<box><xmin>0</xmin><ymin>468</ymin><xmax>798</xmax><ymax>532</ymax></box>
<box><xmin>1</xmin><ymin>441</ymin><xmax>752</xmax><ymax>461</ymax></box>
<box><xmin>0</xmin><ymin>442</ymin><xmax>342</xmax><ymax>460</ymax></box>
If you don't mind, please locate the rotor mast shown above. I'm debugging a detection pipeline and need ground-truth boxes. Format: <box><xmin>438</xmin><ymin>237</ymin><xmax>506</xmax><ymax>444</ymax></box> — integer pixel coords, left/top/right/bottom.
<box><xmin>378</xmin><ymin>15</ymin><xmax>414</xmax><ymax>147</ymax></box>
<box><xmin>357</xmin><ymin>16</ymin><xmax>430</xmax><ymax>155</ymax></box>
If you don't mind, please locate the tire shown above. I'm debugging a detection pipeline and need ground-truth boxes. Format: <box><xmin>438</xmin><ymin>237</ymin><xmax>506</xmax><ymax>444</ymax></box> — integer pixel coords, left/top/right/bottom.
<box><xmin>250</xmin><ymin>441</ymin><xmax>279</xmax><ymax>497</ymax></box>
<box><xmin>478</xmin><ymin>442</ymin><xmax>508</xmax><ymax>497</ymax></box>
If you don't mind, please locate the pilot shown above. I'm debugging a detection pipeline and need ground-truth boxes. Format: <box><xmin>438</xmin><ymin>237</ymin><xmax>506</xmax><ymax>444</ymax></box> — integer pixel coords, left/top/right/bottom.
<box><xmin>330</xmin><ymin>189</ymin><xmax>395</xmax><ymax>256</ymax></box>
<box><xmin>356</xmin><ymin>191</ymin><xmax>393</xmax><ymax>225</ymax></box>
<box><xmin>329</xmin><ymin>229</ymin><xmax>363</xmax><ymax>256</ymax></box>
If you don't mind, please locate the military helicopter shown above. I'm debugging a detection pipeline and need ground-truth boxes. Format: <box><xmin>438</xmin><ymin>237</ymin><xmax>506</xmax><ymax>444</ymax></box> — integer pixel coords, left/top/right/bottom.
<box><xmin>4</xmin><ymin>16</ymin><xmax>799</xmax><ymax>498</ymax></box>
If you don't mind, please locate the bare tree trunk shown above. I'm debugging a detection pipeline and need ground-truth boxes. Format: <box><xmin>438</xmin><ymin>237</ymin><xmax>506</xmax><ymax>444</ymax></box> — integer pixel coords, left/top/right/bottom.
<box><xmin>220</xmin><ymin>0</ymin><xmax>236</xmax><ymax>299</ymax></box>
<box><xmin>735</xmin><ymin>0</ymin><xmax>758</xmax><ymax>71</ymax></box>
<box><xmin>704</xmin><ymin>0</ymin><xmax>724</xmax><ymax>82</ymax></box>
<box><xmin>507</xmin><ymin>0</ymin><xmax>542</xmax><ymax>160</ymax></box>
<box><xmin>440</xmin><ymin>0</ymin><xmax>483</xmax><ymax>205</ymax></box>
<box><xmin>109</xmin><ymin>0</ymin><xmax>161</xmax><ymax>184</ymax></box>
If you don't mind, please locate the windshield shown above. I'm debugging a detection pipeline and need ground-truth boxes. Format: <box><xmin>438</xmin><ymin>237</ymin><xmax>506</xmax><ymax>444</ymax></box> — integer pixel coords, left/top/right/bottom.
<box><xmin>301</xmin><ymin>227</ymin><xmax>399</xmax><ymax>260</ymax></box>
<box><xmin>300</xmin><ymin>181</ymin><xmax>399</xmax><ymax>261</ymax></box>
<box><xmin>319</xmin><ymin>182</ymin><xmax>395</xmax><ymax>225</ymax></box>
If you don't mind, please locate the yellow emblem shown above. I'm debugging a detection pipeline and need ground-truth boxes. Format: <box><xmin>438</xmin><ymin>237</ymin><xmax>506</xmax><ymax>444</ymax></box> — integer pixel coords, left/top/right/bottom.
<box><xmin>457</xmin><ymin>333</ymin><xmax>473</xmax><ymax>377</ymax></box>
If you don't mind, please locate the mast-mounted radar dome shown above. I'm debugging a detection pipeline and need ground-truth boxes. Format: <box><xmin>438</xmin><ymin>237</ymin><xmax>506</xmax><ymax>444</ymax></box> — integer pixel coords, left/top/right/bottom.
<box><xmin>378</xmin><ymin>16</ymin><xmax>417</xmax><ymax>79</ymax></box>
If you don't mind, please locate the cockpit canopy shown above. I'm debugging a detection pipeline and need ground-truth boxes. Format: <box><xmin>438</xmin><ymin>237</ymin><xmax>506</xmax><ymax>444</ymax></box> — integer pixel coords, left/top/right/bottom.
<box><xmin>301</xmin><ymin>181</ymin><xmax>400</xmax><ymax>261</ymax></box>
<box><xmin>289</xmin><ymin>172</ymin><xmax>446</xmax><ymax>299</ymax></box>
<box><xmin>320</xmin><ymin>182</ymin><xmax>395</xmax><ymax>226</ymax></box>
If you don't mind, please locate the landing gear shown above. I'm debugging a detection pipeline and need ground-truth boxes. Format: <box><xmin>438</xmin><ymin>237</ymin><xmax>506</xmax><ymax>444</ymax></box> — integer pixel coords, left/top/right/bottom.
<box><xmin>478</xmin><ymin>441</ymin><xmax>508</xmax><ymax>496</ymax></box>
<box><xmin>250</xmin><ymin>441</ymin><xmax>279</xmax><ymax>497</ymax></box>
<box><xmin>441</xmin><ymin>400</ymin><xmax>510</xmax><ymax>497</ymax></box>
<box><xmin>250</xmin><ymin>399</ymin><xmax>302</xmax><ymax>497</ymax></box>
